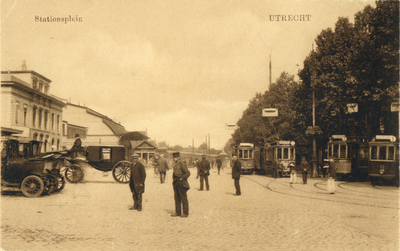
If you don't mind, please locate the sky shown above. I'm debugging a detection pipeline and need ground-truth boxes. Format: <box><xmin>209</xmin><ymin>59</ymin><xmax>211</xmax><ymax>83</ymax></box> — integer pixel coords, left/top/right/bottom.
<box><xmin>1</xmin><ymin>0</ymin><xmax>376</xmax><ymax>149</ymax></box>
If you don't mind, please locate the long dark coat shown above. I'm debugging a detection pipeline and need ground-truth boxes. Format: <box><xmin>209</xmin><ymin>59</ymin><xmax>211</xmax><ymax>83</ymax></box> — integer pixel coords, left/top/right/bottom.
<box><xmin>300</xmin><ymin>160</ymin><xmax>310</xmax><ymax>173</ymax></box>
<box><xmin>232</xmin><ymin>159</ymin><xmax>241</xmax><ymax>179</ymax></box>
<box><xmin>198</xmin><ymin>158</ymin><xmax>210</xmax><ymax>176</ymax></box>
<box><xmin>129</xmin><ymin>161</ymin><xmax>146</xmax><ymax>194</ymax></box>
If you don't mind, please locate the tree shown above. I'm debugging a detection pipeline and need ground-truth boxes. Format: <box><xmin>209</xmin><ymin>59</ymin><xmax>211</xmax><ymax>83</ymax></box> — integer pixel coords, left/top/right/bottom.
<box><xmin>232</xmin><ymin>72</ymin><xmax>300</xmax><ymax>146</ymax></box>
<box><xmin>158</xmin><ymin>141</ymin><xmax>168</xmax><ymax>148</ymax></box>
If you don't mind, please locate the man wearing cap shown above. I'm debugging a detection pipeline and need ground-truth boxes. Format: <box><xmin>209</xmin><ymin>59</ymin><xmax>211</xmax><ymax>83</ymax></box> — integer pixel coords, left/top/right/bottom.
<box><xmin>156</xmin><ymin>154</ymin><xmax>169</xmax><ymax>184</ymax></box>
<box><xmin>171</xmin><ymin>152</ymin><xmax>191</xmax><ymax>217</ymax></box>
<box><xmin>129</xmin><ymin>153</ymin><xmax>146</xmax><ymax>211</ymax></box>
<box><xmin>232</xmin><ymin>154</ymin><xmax>241</xmax><ymax>196</ymax></box>
<box><xmin>198</xmin><ymin>155</ymin><xmax>211</xmax><ymax>191</ymax></box>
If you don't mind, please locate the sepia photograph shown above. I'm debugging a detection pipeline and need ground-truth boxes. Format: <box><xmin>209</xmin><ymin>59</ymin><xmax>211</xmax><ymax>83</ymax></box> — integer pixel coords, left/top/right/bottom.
<box><xmin>1</xmin><ymin>0</ymin><xmax>399</xmax><ymax>250</ymax></box>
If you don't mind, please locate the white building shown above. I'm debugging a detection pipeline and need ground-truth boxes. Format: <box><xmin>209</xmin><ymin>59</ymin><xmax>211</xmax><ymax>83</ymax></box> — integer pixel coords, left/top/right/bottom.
<box><xmin>1</xmin><ymin>70</ymin><xmax>65</xmax><ymax>152</ymax></box>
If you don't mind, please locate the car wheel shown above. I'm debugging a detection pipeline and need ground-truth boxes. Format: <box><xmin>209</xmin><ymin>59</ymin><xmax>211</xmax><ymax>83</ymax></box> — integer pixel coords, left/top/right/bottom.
<box><xmin>21</xmin><ymin>175</ymin><xmax>44</xmax><ymax>198</ymax></box>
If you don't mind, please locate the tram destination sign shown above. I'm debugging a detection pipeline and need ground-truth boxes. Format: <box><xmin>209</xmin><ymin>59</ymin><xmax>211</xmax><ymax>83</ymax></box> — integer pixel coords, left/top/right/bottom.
<box><xmin>262</xmin><ymin>108</ymin><xmax>278</xmax><ymax>117</ymax></box>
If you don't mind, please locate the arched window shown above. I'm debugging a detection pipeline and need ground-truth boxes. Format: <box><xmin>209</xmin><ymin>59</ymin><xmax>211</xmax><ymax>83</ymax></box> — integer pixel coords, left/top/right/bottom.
<box><xmin>32</xmin><ymin>106</ymin><xmax>37</xmax><ymax>127</ymax></box>
<box><xmin>23</xmin><ymin>104</ymin><xmax>28</xmax><ymax>125</ymax></box>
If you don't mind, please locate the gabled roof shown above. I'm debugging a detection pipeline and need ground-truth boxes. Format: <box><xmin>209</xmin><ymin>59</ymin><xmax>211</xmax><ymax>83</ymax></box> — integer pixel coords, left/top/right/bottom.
<box><xmin>130</xmin><ymin>140</ymin><xmax>158</xmax><ymax>150</ymax></box>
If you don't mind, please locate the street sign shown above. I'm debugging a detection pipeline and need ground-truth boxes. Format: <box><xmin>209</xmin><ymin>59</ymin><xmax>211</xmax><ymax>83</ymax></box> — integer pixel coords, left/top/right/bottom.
<box><xmin>262</xmin><ymin>108</ymin><xmax>278</xmax><ymax>117</ymax></box>
<box><xmin>225</xmin><ymin>124</ymin><xmax>237</xmax><ymax>130</ymax></box>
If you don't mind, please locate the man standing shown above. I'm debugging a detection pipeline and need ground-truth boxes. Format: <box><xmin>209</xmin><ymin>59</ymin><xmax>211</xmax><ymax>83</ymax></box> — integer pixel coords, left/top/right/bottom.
<box><xmin>300</xmin><ymin>156</ymin><xmax>310</xmax><ymax>185</ymax></box>
<box><xmin>171</xmin><ymin>152</ymin><xmax>191</xmax><ymax>218</ymax></box>
<box><xmin>232</xmin><ymin>154</ymin><xmax>241</xmax><ymax>196</ymax></box>
<box><xmin>129</xmin><ymin>154</ymin><xmax>146</xmax><ymax>211</ymax></box>
<box><xmin>156</xmin><ymin>154</ymin><xmax>169</xmax><ymax>184</ymax></box>
<box><xmin>198</xmin><ymin>155</ymin><xmax>210</xmax><ymax>191</ymax></box>
<box><xmin>216</xmin><ymin>156</ymin><xmax>222</xmax><ymax>175</ymax></box>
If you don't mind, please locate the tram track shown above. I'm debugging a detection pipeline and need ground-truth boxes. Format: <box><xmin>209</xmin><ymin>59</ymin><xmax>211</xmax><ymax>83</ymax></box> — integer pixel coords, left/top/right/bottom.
<box><xmin>242</xmin><ymin>175</ymin><xmax>399</xmax><ymax>210</ymax></box>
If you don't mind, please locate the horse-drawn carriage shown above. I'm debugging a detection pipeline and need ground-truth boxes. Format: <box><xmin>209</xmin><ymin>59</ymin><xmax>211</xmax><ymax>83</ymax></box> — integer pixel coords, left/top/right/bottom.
<box><xmin>1</xmin><ymin>139</ymin><xmax>65</xmax><ymax>197</ymax></box>
<box><xmin>63</xmin><ymin>144</ymin><xmax>131</xmax><ymax>184</ymax></box>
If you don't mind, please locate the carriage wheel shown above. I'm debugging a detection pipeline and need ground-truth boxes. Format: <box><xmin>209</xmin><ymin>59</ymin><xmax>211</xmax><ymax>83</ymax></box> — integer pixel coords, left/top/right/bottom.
<box><xmin>112</xmin><ymin>161</ymin><xmax>131</xmax><ymax>183</ymax></box>
<box><xmin>21</xmin><ymin>175</ymin><xmax>44</xmax><ymax>198</ymax></box>
<box><xmin>43</xmin><ymin>175</ymin><xmax>57</xmax><ymax>195</ymax></box>
<box><xmin>64</xmin><ymin>164</ymin><xmax>85</xmax><ymax>183</ymax></box>
<box><xmin>56</xmin><ymin>176</ymin><xmax>65</xmax><ymax>191</ymax></box>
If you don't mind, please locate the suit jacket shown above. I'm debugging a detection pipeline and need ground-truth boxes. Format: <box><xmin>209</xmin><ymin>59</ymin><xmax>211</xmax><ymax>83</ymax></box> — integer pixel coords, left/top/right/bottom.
<box><xmin>173</xmin><ymin>160</ymin><xmax>191</xmax><ymax>189</ymax></box>
<box><xmin>199</xmin><ymin>159</ymin><xmax>210</xmax><ymax>176</ymax></box>
<box><xmin>156</xmin><ymin>157</ymin><xmax>169</xmax><ymax>172</ymax></box>
<box><xmin>129</xmin><ymin>161</ymin><xmax>146</xmax><ymax>194</ymax></box>
<box><xmin>300</xmin><ymin>160</ymin><xmax>310</xmax><ymax>173</ymax></box>
<box><xmin>232</xmin><ymin>159</ymin><xmax>241</xmax><ymax>179</ymax></box>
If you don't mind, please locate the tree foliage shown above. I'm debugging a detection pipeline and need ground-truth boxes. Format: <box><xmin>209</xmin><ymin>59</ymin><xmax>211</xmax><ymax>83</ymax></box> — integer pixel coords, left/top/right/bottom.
<box><xmin>232</xmin><ymin>1</ymin><xmax>398</xmax><ymax>155</ymax></box>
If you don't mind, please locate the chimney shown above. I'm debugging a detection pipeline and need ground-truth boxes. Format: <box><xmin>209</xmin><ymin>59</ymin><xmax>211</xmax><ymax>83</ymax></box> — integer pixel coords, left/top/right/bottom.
<box><xmin>22</xmin><ymin>60</ymin><xmax>27</xmax><ymax>71</ymax></box>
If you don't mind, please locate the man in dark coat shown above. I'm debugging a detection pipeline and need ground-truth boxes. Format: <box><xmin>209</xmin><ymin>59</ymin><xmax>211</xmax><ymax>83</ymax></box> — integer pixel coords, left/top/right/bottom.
<box><xmin>129</xmin><ymin>154</ymin><xmax>146</xmax><ymax>211</ymax></box>
<box><xmin>156</xmin><ymin>154</ymin><xmax>169</xmax><ymax>184</ymax></box>
<box><xmin>232</xmin><ymin>154</ymin><xmax>241</xmax><ymax>196</ymax></box>
<box><xmin>171</xmin><ymin>152</ymin><xmax>191</xmax><ymax>217</ymax></box>
<box><xmin>216</xmin><ymin>156</ymin><xmax>222</xmax><ymax>175</ymax></box>
<box><xmin>198</xmin><ymin>155</ymin><xmax>210</xmax><ymax>191</ymax></box>
<box><xmin>300</xmin><ymin>156</ymin><xmax>310</xmax><ymax>184</ymax></box>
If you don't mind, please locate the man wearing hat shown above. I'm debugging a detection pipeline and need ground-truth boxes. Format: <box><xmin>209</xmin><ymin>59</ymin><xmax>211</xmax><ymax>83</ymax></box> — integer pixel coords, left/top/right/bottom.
<box><xmin>156</xmin><ymin>154</ymin><xmax>169</xmax><ymax>184</ymax></box>
<box><xmin>171</xmin><ymin>152</ymin><xmax>191</xmax><ymax>217</ymax></box>
<box><xmin>198</xmin><ymin>154</ymin><xmax>211</xmax><ymax>191</ymax></box>
<box><xmin>129</xmin><ymin>153</ymin><xmax>146</xmax><ymax>211</ymax></box>
<box><xmin>232</xmin><ymin>154</ymin><xmax>241</xmax><ymax>196</ymax></box>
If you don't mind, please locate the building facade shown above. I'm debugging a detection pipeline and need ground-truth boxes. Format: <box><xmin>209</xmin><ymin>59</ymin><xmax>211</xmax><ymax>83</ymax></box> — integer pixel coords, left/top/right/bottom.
<box><xmin>1</xmin><ymin>70</ymin><xmax>65</xmax><ymax>152</ymax></box>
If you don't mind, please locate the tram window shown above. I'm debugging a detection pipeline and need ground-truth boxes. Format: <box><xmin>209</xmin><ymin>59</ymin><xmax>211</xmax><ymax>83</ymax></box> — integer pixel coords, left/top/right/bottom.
<box><xmin>283</xmin><ymin>148</ymin><xmax>289</xmax><ymax>159</ymax></box>
<box><xmin>239</xmin><ymin>150</ymin><xmax>243</xmax><ymax>158</ymax></box>
<box><xmin>249</xmin><ymin>150</ymin><xmax>253</xmax><ymax>159</ymax></box>
<box><xmin>333</xmin><ymin>145</ymin><xmax>339</xmax><ymax>158</ymax></box>
<box><xmin>347</xmin><ymin>145</ymin><xmax>352</xmax><ymax>159</ymax></box>
<box><xmin>277</xmin><ymin>148</ymin><xmax>282</xmax><ymax>159</ymax></box>
<box><xmin>290</xmin><ymin>148</ymin><xmax>294</xmax><ymax>160</ymax></box>
<box><xmin>388</xmin><ymin>146</ymin><xmax>395</xmax><ymax>160</ymax></box>
<box><xmin>244</xmin><ymin>150</ymin><xmax>248</xmax><ymax>158</ymax></box>
<box><xmin>379</xmin><ymin>146</ymin><xmax>386</xmax><ymax>160</ymax></box>
<box><xmin>371</xmin><ymin>146</ymin><xmax>377</xmax><ymax>160</ymax></box>
<box><xmin>340</xmin><ymin>145</ymin><xmax>346</xmax><ymax>159</ymax></box>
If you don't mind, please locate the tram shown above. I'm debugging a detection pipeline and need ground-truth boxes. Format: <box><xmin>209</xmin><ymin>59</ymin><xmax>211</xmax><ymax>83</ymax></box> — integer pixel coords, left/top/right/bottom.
<box><xmin>326</xmin><ymin>135</ymin><xmax>369</xmax><ymax>181</ymax></box>
<box><xmin>368</xmin><ymin>135</ymin><xmax>399</xmax><ymax>187</ymax></box>
<box><xmin>232</xmin><ymin>143</ymin><xmax>255</xmax><ymax>174</ymax></box>
<box><xmin>262</xmin><ymin>140</ymin><xmax>296</xmax><ymax>178</ymax></box>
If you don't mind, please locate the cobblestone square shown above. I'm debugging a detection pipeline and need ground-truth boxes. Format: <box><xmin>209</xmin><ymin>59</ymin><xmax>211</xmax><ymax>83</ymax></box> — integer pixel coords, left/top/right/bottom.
<box><xmin>1</xmin><ymin>166</ymin><xmax>399</xmax><ymax>251</ymax></box>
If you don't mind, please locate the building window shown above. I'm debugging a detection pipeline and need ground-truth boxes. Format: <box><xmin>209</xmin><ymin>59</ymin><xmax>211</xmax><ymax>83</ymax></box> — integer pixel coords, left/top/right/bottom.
<box><xmin>15</xmin><ymin>101</ymin><xmax>20</xmax><ymax>124</ymax></box>
<box><xmin>23</xmin><ymin>104</ymin><xmax>28</xmax><ymax>125</ymax></box>
<box><xmin>32</xmin><ymin>78</ymin><xmax>38</xmax><ymax>89</ymax></box>
<box><xmin>51</xmin><ymin>114</ymin><xmax>54</xmax><ymax>131</ymax></box>
<box><xmin>44</xmin><ymin>111</ymin><xmax>48</xmax><ymax>129</ymax></box>
<box><xmin>39</xmin><ymin>81</ymin><xmax>43</xmax><ymax>92</ymax></box>
<box><xmin>33</xmin><ymin>107</ymin><xmax>37</xmax><ymax>127</ymax></box>
<box><xmin>57</xmin><ymin>139</ymin><xmax>60</xmax><ymax>150</ymax></box>
<box><xmin>57</xmin><ymin>115</ymin><xmax>60</xmax><ymax>133</ymax></box>
<box><xmin>38</xmin><ymin>109</ymin><xmax>43</xmax><ymax>128</ymax></box>
<box><xmin>44</xmin><ymin>85</ymin><xmax>49</xmax><ymax>94</ymax></box>
<box><xmin>62</xmin><ymin>124</ymin><xmax>66</xmax><ymax>136</ymax></box>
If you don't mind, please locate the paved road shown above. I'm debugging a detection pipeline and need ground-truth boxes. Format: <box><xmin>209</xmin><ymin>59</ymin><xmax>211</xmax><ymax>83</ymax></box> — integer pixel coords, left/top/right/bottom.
<box><xmin>1</xmin><ymin>165</ymin><xmax>399</xmax><ymax>251</ymax></box>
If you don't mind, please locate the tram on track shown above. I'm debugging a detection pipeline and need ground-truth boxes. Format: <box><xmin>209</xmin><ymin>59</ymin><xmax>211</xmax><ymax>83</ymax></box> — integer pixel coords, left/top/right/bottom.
<box><xmin>326</xmin><ymin>135</ymin><xmax>369</xmax><ymax>181</ymax></box>
<box><xmin>262</xmin><ymin>140</ymin><xmax>296</xmax><ymax>178</ymax></box>
<box><xmin>232</xmin><ymin>143</ymin><xmax>255</xmax><ymax>174</ymax></box>
<box><xmin>368</xmin><ymin>135</ymin><xmax>399</xmax><ymax>187</ymax></box>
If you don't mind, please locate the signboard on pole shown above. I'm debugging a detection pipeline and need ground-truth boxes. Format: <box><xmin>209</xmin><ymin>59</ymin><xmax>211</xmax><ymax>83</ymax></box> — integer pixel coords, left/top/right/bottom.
<box><xmin>346</xmin><ymin>103</ymin><xmax>358</xmax><ymax>113</ymax></box>
<box><xmin>262</xmin><ymin>108</ymin><xmax>278</xmax><ymax>117</ymax></box>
